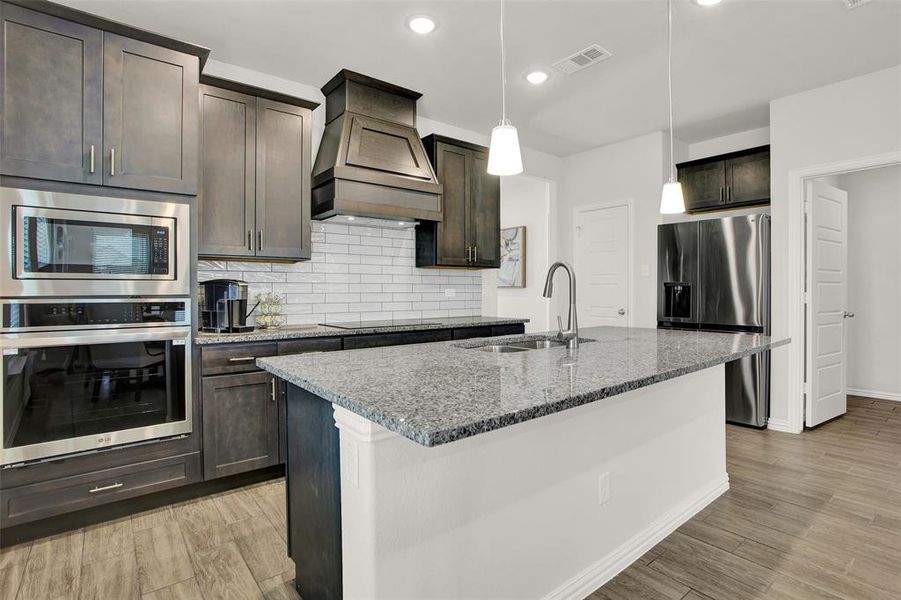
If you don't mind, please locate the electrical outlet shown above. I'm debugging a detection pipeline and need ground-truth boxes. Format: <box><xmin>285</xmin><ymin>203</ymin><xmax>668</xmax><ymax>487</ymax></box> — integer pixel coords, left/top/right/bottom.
<box><xmin>598</xmin><ymin>472</ymin><xmax>611</xmax><ymax>505</ymax></box>
<box><xmin>444</xmin><ymin>288</ymin><xmax>456</xmax><ymax>298</ymax></box>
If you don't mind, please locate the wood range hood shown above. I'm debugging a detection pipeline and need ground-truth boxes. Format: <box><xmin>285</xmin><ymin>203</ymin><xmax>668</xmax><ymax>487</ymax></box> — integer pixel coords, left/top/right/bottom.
<box><xmin>311</xmin><ymin>70</ymin><xmax>443</xmax><ymax>223</ymax></box>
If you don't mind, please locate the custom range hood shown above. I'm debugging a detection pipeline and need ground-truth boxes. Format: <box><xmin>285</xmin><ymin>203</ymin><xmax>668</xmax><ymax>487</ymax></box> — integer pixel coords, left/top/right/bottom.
<box><xmin>312</xmin><ymin>70</ymin><xmax>442</xmax><ymax>223</ymax></box>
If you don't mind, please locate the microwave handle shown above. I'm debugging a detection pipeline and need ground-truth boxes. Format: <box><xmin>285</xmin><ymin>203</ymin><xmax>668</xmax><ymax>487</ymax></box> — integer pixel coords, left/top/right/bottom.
<box><xmin>0</xmin><ymin>327</ymin><xmax>192</xmax><ymax>351</ymax></box>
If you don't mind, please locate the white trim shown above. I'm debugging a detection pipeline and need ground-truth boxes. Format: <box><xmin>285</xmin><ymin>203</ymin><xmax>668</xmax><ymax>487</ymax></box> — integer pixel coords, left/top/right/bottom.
<box><xmin>572</xmin><ymin>200</ymin><xmax>635</xmax><ymax>327</ymax></box>
<box><xmin>333</xmin><ymin>405</ymin><xmax>397</xmax><ymax>443</ymax></box>
<box><xmin>847</xmin><ymin>388</ymin><xmax>901</xmax><ymax>403</ymax></box>
<box><xmin>541</xmin><ymin>474</ymin><xmax>729</xmax><ymax>600</ymax></box>
<box><xmin>766</xmin><ymin>417</ymin><xmax>796</xmax><ymax>433</ymax></box>
<box><xmin>784</xmin><ymin>150</ymin><xmax>901</xmax><ymax>434</ymax></box>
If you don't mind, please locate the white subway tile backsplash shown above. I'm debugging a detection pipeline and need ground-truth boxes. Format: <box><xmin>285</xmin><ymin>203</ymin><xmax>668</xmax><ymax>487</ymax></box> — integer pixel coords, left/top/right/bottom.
<box><xmin>196</xmin><ymin>223</ymin><xmax>481</xmax><ymax>322</ymax></box>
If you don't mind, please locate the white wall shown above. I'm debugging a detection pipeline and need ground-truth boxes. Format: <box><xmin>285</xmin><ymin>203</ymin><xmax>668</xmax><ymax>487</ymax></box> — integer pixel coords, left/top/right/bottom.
<box><xmin>557</xmin><ymin>132</ymin><xmax>668</xmax><ymax>327</ymax></box>
<box><xmin>688</xmin><ymin>126</ymin><xmax>770</xmax><ymax>161</ymax></box>
<box><xmin>836</xmin><ymin>166</ymin><xmax>901</xmax><ymax>401</ymax></box>
<box><xmin>485</xmin><ymin>176</ymin><xmax>554</xmax><ymax>332</ymax></box>
<box><xmin>769</xmin><ymin>65</ymin><xmax>901</xmax><ymax>429</ymax></box>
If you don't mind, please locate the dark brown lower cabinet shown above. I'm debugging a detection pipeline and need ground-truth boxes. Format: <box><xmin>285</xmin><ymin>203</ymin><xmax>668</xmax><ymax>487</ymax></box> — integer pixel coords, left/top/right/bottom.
<box><xmin>201</xmin><ymin>371</ymin><xmax>280</xmax><ymax>480</ymax></box>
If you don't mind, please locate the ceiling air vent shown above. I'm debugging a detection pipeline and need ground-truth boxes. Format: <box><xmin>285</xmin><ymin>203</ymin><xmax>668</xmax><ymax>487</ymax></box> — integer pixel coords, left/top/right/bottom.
<box><xmin>552</xmin><ymin>44</ymin><xmax>613</xmax><ymax>75</ymax></box>
<box><xmin>843</xmin><ymin>0</ymin><xmax>873</xmax><ymax>9</ymax></box>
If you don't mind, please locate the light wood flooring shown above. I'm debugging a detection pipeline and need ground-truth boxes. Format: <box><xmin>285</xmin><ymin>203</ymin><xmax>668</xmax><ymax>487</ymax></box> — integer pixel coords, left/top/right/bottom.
<box><xmin>1</xmin><ymin>396</ymin><xmax>898</xmax><ymax>600</ymax></box>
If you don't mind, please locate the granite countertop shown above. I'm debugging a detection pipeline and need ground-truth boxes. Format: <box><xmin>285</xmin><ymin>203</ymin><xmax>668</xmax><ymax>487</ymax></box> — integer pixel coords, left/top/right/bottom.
<box><xmin>194</xmin><ymin>316</ymin><xmax>529</xmax><ymax>345</ymax></box>
<box><xmin>258</xmin><ymin>326</ymin><xmax>790</xmax><ymax>447</ymax></box>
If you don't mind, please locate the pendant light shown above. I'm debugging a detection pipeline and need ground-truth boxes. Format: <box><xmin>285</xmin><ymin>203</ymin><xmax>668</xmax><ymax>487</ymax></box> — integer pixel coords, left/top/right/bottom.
<box><xmin>487</xmin><ymin>0</ymin><xmax>523</xmax><ymax>176</ymax></box>
<box><xmin>660</xmin><ymin>0</ymin><xmax>685</xmax><ymax>214</ymax></box>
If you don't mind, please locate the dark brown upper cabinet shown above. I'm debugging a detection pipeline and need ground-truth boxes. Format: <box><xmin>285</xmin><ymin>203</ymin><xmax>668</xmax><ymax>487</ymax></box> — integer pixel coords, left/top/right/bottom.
<box><xmin>677</xmin><ymin>146</ymin><xmax>770</xmax><ymax>213</ymax></box>
<box><xmin>103</xmin><ymin>34</ymin><xmax>199</xmax><ymax>194</ymax></box>
<box><xmin>0</xmin><ymin>1</ymin><xmax>207</xmax><ymax>194</ymax></box>
<box><xmin>0</xmin><ymin>4</ymin><xmax>103</xmax><ymax>184</ymax></box>
<box><xmin>416</xmin><ymin>135</ymin><xmax>501</xmax><ymax>269</ymax></box>
<box><xmin>198</xmin><ymin>77</ymin><xmax>318</xmax><ymax>261</ymax></box>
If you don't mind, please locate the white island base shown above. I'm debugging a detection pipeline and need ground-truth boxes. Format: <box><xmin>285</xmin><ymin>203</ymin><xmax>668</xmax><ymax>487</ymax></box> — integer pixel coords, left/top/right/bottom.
<box><xmin>332</xmin><ymin>365</ymin><xmax>728</xmax><ymax>599</ymax></box>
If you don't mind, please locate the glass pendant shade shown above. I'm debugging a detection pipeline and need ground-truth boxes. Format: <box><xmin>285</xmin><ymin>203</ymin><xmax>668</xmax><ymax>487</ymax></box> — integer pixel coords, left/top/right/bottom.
<box><xmin>660</xmin><ymin>180</ymin><xmax>686</xmax><ymax>214</ymax></box>
<box><xmin>487</xmin><ymin>122</ymin><xmax>523</xmax><ymax>176</ymax></box>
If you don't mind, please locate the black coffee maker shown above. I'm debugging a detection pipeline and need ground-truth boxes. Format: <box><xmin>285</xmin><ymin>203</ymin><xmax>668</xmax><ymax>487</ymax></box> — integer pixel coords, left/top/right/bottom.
<box><xmin>200</xmin><ymin>279</ymin><xmax>256</xmax><ymax>333</ymax></box>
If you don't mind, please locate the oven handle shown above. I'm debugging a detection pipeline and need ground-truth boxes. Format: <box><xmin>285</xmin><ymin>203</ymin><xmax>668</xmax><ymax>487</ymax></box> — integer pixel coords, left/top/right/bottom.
<box><xmin>0</xmin><ymin>326</ymin><xmax>192</xmax><ymax>350</ymax></box>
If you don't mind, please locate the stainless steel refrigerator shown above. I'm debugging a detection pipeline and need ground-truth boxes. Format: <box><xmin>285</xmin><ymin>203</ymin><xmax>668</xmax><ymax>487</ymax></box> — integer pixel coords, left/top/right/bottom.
<box><xmin>657</xmin><ymin>214</ymin><xmax>771</xmax><ymax>427</ymax></box>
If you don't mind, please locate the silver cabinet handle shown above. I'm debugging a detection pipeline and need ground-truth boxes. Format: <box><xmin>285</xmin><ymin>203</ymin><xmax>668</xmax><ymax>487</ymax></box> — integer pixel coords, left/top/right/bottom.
<box><xmin>89</xmin><ymin>144</ymin><xmax>95</xmax><ymax>174</ymax></box>
<box><xmin>257</xmin><ymin>230</ymin><xmax>263</xmax><ymax>252</ymax></box>
<box><xmin>271</xmin><ymin>377</ymin><xmax>276</xmax><ymax>402</ymax></box>
<box><xmin>228</xmin><ymin>356</ymin><xmax>256</xmax><ymax>362</ymax></box>
<box><xmin>719</xmin><ymin>187</ymin><xmax>724</xmax><ymax>203</ymax></box>
<box><xmin>247</xmin><ymin>230</ymin><xmax>253</xmax><ymax>252</ymax></box>
<box><xmin>843</xmin><ymin>311</ymin><xmax>855</xmax><ymax>318</ymax></box>
<box><xmin>466</xmin><ymin>246</ymin><xmax>471</xmax><ymax>262</ymax></box>
<box><xmin>89</xmin><ymin>482</ymin><xmax>123</xmax><ymax>493</ymax></box>
<box><xmin>618</xmin><ymin>308</ymin><xmax>626</xmax><ymax>315</ymax></box>
<box><xmin>110</xmin><ymin>147</ymin><xmax>116</xmax><ymax>176</ymax></box>
<box><xmin>727</xmin><ymin>186</ymin><xmax>732</xmax><ymax>202</ymax></box>
<box><xmin>474</xmin><ymin>246</ymin><xmax>478</xmax><ymax>262</ymax></box>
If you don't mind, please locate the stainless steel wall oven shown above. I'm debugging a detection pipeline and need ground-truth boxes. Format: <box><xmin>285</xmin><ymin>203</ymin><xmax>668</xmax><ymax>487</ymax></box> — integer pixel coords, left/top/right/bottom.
<box><xmin>1</xmin><ymin>298</ymin><xmax>192</xmax><ymax>465</ymax></box>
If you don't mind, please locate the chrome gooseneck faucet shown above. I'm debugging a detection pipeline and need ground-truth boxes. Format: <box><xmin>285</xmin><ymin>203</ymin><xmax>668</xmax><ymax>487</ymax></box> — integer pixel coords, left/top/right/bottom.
<box><xmin>542</xmin><ymin>261</ymin><xmax>579</xmax><ymax>349</ymax></box>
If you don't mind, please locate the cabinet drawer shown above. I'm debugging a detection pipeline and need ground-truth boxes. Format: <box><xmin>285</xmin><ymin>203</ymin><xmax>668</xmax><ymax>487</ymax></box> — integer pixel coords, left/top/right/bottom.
<box><xmin>277</xmin><ymin>337</ymin><xmax>342</xmax><ymax>355</ymax></box>
<box><xmin>343</xmin><ymin>329</ymin><xmax>452</xmax><ymax>350</ymax></box>
<box><xmin>452</xmin><ymin>326</ymin><xmax>495</xmax><ymax>340</ymax></box>
<box><xmin>492</xmin><ymin>324</ymin><xmax>525</xmax><ymax>337</ymax></box>
<box><xmin>1</xmin><ymin>452</ymin><xmax>200</xmax><ymax>527</ymax></box>
<box><xmin>201</xmin><ymin>342</ymin><xmax>277</xmax><ymax>375</ymax></box>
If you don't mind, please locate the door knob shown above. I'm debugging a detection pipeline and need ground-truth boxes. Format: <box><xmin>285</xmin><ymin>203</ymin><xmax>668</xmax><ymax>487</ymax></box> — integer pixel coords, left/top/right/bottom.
<box><xmin>842</xmin><ymin>311</ymin><xmax>855</xmax><ymax>319</ymax></box>
<box><xmin>618</xmin><ymin>308</ymin><xmax>626</xmax><ymax>316</ymax></box>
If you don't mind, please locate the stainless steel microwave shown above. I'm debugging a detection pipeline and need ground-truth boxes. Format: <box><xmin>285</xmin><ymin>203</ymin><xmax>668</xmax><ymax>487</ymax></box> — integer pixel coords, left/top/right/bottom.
<box><xmin>1</xmin><ymin>188</ymin><xmax>190</xmax><ymax>297</ymax></box>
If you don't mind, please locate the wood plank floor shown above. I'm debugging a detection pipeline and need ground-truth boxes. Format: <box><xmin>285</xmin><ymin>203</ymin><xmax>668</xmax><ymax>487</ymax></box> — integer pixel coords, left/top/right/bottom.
<box><xmin>0</xmin><ymin>396</ymin><xmax>898</xmax><ymax>599</ymax></box>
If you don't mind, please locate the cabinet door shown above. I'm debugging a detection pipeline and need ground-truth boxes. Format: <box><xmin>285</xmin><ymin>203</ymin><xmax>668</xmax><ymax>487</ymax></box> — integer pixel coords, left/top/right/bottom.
<box><xmin>103</xmin><ymin>33</ymin><xmax>199</xmax><ymax>194</ymax></box>
<box><xmin>198</xmin><ymin>85</ymin><xmax>256</xmax><ymax>257</ymax></box>
<box><xmin>726</xmin><ymin>151</ymin><xmax>770</xmax><ymax>205</ymax></box>
<box><xmin>0</xmin><ymin>4</ymin><xmax>102</xmax><ymax>184</ymax></box>
<box><xmin>678</xmin><ymin>160</ymin><xmax>726</xmax><ymax>212</ymax></box>
<box><xmin>201</xmin><ymin>371</ymin><xmax>279</xmax><ymax>480</ymax></box>
<box><xmin>255</xmin><ymin>98</ymin><xmax>311</xmax><ymax>260</ymax></box>
<box><xmin>468</xmin><ymin>150</ymin><xmax>501</xmax><ymax>267</ymax></box>
<box><xmin>434</xmin><ymin>142</ymin><xmax>471</xmax><ymax>266</ymax></box>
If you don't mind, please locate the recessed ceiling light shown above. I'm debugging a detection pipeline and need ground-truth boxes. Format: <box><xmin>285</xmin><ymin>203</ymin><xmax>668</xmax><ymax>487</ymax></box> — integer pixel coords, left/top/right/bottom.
<box><xmin>694</xmin><ymin>0</ymin><xmax>723</xmax><ymax>5</ymax></box>
<box><xmin>407</xmin><ymin>15</ymin><xmax>436</xmax><ymax>34</ymax></box>
<box><xmin>525</xmin><ymin>70</ymin><xmax>549</xmax><ymax>85</ymax></box>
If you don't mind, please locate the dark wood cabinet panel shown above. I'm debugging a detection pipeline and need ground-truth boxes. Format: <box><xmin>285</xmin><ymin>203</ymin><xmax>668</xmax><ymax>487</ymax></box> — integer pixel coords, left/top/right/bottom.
<box><xmin>726</xmin><ymin>150</ymin><xmax>770</xmax><ymax>206</ymax></box>
<box><xmin>277</xmin><ymin>337</ymin><xmax>343</xmax><ymax>355</ymax></box>
<box><xmin>198</xmin><ymin>85</ymin><xmax>256</xmax><ymax>257</ymax></box>
<box><xmin>200</xmin><ymin>342</ymin><xmax>277</xmax><ymax>376</ymax></box>
<box><xmin>469</xmin><ymin>150</ymin><xmax>501</xmax><ymax>267</ymax></box>
<box><xmin>343</xmin><ymin>329</ymin><xmax>453</xmax><ymax>350</ymax></box>
<box><xmin>435</xmin><ymin>143</ymin><xmax>470</xmax><ymax>266</ymax></box>
<box><xmin>679</xmin><ymin>160</ymin><xmax>726</xmax><ymax>212</ymax></box>
<box><xmin>202</xmin><ymin>371</ymin><xmax>279</xmax><ymax>480</ymax></box>
<box><xmin>417</xmin><ymin>135</ymin><xmax>501</xmax><ymax>268</ymax></box>
<box><xmin>255</xmin><ymin>98</ymin><xmax>312</xmax><ymax>260</ymax></box>
<box><xmin>677</xmin><ymin>146</ymin><xmax>770</xmax><ymax>213</ymax></box>
<box><xmin>102</xmin><ymin>33</ymin><xmax>199</xmax><ymax>194</ymax></box>
<box><xmin>0</xmin><ymin>4</ymin><xmax>102</xmax><ymax>184</ymax></box>
<box><xmin>0</xmin><ymin>453</ymin><xmax>200</xmax><ymax>527</ymax></box>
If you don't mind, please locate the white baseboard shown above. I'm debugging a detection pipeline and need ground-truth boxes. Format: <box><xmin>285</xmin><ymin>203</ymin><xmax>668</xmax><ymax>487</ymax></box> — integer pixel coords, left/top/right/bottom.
<box><xmin>767</xmin><ymin>417</ymin><xmax>801</xmax><ymax>433</ymax></box>
<box><xmin>847</xmin><ymin>388</ymin><xmax>901</xmax><ymax>403</ymax></box>
<box><xmin>541</xmin><ymin>474</ymin><xmax>730</xmax><ymax>600</ymax></box>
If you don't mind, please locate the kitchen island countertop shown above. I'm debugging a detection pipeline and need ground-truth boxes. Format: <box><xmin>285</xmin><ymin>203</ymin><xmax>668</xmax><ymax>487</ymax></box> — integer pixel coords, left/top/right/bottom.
<box><xmin>258</xmin><ymin>326</ymin><xmax>789</xmax><ymax>447</ymax></box>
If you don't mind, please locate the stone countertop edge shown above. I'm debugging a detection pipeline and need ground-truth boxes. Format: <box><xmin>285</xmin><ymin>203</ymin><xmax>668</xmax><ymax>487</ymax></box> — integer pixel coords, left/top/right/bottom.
<box><xmin>194</xmin><ymin>316</ymin><xmax>530</xmax><ymax>345</ymax></box>
<box><xmin>258</xmin><ymin>336</ymin><xmax>790</xmax><ymax>448</ymax></box>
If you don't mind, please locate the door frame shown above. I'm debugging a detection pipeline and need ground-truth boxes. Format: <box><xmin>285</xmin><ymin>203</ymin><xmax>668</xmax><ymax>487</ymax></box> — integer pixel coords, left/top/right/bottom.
<box><xmin>784</xmin><ymin>151</ymin><xmax>901</xmax><ymax>433</ymax></box>
<box><xmin>572</xmin><ymin>199</ymin><xmax>635</xmax><ymax>327</ymax></box>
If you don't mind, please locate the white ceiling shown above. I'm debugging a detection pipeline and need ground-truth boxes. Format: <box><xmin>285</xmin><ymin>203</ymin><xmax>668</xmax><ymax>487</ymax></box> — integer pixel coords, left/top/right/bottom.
<box><xmin>58</xmin><ymin>0</ymin><xmax>901</xmax><ymax>156</ymax></box>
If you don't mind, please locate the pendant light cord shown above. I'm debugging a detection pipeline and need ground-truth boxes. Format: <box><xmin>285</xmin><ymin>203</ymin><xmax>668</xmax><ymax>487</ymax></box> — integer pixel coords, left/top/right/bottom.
<box><xmin>500</xmin><ymin>0</ymin><xmax>508</xmax><ymax>125</ymax></box>
<box><xmin>667</xmin><ymin>0</ymin><xmax>676</xmax><ymax>182</ymax></box>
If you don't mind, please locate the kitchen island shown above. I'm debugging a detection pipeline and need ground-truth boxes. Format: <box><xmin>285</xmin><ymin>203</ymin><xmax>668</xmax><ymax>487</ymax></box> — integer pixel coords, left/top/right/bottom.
<box><xmin>258</xmin><ymin>326</ymin><xmax>788</xmax><ymax>599</ymax></box>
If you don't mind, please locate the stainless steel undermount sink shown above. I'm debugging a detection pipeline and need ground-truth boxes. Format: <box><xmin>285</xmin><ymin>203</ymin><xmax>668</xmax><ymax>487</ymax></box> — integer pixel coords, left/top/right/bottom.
<box><xmin>479</xmin><ymin>344</ymin><xmax>531</xmax><ymax>353</ymax></box>
<box><xmin>507</xmin><ymin>339</ymin><xmax>568</xmax><ymax>350</ymax></box>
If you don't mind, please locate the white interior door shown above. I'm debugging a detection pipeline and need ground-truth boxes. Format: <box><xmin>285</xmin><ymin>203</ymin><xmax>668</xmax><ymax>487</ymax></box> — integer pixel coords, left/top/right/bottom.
<box><xmin>806</xmin><ymin>180</ymin><xmax>849</xmax><ymax>427</ymax></box>
<box><xmin>574</xmin><ymin>204</ymin><xmax>629</xmax><ymax>327</ymax></box>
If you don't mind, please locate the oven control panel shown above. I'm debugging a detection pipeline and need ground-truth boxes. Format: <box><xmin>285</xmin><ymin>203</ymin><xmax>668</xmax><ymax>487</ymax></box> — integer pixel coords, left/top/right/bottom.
<box><xmin>2</xmin><ymin>299</ymin><xmax>189</xmax><ymax>331</ymax></box>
